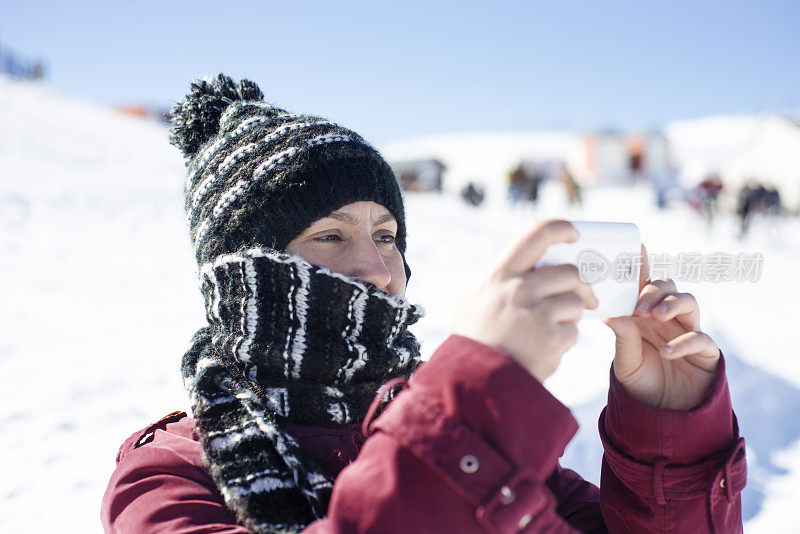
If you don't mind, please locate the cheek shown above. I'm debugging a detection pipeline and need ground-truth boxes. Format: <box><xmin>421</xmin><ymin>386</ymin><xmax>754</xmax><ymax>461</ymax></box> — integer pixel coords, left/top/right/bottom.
<box><xmin>286</xmin><ymin>243</ymin><xmax>338</xmax><ymax>272</ymax></box>
<box><xmin>386</xmin><ymin>250</ymin><xmax>407</xmax><ymax>296</ymax></box>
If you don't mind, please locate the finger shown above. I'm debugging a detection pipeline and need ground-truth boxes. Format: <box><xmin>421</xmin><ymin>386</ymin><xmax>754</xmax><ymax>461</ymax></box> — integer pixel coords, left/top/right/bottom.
<box><xmin>555</xmin><ymin>321</ymin><xmax>580</xmax><ymax>353</ymax></box>
<box><xmin>639</xmin><ymin>243</ymin><xmax>651</xmax><ymax>293</ymax></box>
<box><xmin>499</xmin><ymin>219</ymin><xmax>578</xmax><ymax>275</ymax></box>
<box><xmin>651</xmin><ymin>292</ymin><xmax>701</xmax><ymax>331</ymax></box>
<box><xmin>543</xmin><ymin>292</ymin><xmax>587</xmax><ymax>323</ymax></box>
<box><xmin>603</xmin><ymin>316</ymin><xmax>644</xmax><ymax>380</ymax></box>
<box><xmin>635</xmin><ymin>316</ymin><xmax>674</xmax><ymax>347</ymax></box>
<box><xmin>635</xmin><ymin>278</ymin><xmax>678</xmax><ymax>315</ymax></box>
<box><xmin>525</xmin><ymin>264</ymin><xmax>598</xmax><ymax>308</ymax></box>
<box><xmin>661</xmin><ymin>331</ymin><xmax>720</xmax><ymax>362</ymax></box>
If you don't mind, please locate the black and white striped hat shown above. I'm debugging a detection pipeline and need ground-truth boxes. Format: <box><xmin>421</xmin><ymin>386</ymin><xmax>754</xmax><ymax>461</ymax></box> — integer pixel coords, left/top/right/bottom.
<box><xmin>170</xmin><ymin>74</ymin><xmax>407</xmax><ymax>272</ymax></box>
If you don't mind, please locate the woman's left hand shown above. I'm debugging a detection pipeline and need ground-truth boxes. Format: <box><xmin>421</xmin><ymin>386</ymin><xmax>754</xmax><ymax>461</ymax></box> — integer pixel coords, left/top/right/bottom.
<box><xmin>604</xmin><ymin>246</ymin><xmax>721</xmax><ymax>410</ymax></box>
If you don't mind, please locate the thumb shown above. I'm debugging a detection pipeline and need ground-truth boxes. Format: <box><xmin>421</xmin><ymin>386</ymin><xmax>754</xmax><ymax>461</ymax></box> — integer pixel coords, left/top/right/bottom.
<box><xmin>603</xmin><ymin>316</ymin><xmax>643</xmax><ymax>380</ymax></box>
<box><xmin>639</xmin><ymin>243</ymin><xmax>651</xmax><ymax>293</ymax></box>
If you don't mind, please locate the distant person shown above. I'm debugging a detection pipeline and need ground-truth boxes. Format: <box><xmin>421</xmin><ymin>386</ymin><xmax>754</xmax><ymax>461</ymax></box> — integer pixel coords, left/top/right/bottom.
<box><xmin>460</xmin><ymin>181</ymin><xmax>485</xmax><ymax>207</ymax></box>
<box><xmin>696</xmin><ymin>174</ymin><xmax>724</xmax><ymax>230</ymax></box>
<box><xmin>526</xmin><ymin>164</ymin><xmax>543</xmax><ymax>204</ymax></box>
<box><xmin>762</xmin><ymin>185</ymin><xmax>783</xmax><ymax>237</ymax></box>
<box><xmin>736</xmin><ymin>182</ymin><xmax>754</xmax><ymax>237</ymax></box>
<box><xmin>764</xmin><ymin>186</ymin><xmax>782</xmax><ymax>217</ymax></box>
<box><xmin>507</xmin><ymin>163</ymin><xmax>528</xmax><ymax>205</ymax></box>
<box><xmin>102</xmin><ymin>74</ymin><xmax>746</xmax><ymax>533</ymax></box>
<box><xmin>737</xmin><ymin>180</ymin><xmax>767</xmax><ymax>237</ymax></box>
<box><xmin>654</xmin><ymin>176</ymin><xmax>670</xmax><ymax>210</ymax></box>
<box><xmin>560</xmin><ymin>166</ymin><xmax>583</xmax><ymax>206</ymax></box>
<box><xmin>651</xmin><ymin>169</ymin><xmax>679</xmax><ymax>209</ymax></box>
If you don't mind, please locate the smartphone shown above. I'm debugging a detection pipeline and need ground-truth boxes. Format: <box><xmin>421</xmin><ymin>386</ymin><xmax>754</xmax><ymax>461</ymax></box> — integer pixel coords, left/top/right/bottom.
<box><xmin>536</xmin><ymin>221</ymin><xmax>642</xmax><ymax>319</ymax></box>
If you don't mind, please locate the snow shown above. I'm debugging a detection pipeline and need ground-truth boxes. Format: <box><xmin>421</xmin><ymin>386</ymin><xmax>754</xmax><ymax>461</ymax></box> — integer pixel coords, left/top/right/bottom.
<box><xmin>2</xmin><ymin>75</ymin><xmax>799</xmax><ymax>532</ymax></box>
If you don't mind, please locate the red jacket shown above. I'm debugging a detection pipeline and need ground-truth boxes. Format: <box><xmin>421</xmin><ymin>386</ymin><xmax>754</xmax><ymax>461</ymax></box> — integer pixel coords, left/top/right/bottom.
<box><xmin>102</xmin><ymin>335</ymin><xmax>746</xmax><ymax>533</ymax></box>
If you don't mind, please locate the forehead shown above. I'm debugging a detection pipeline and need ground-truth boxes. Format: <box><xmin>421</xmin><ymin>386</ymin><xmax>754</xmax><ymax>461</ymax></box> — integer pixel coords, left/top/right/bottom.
<box><xmin>323</xmin><ymin>201</ymin><xmax>395</xmax><ymax>223</ymax></box>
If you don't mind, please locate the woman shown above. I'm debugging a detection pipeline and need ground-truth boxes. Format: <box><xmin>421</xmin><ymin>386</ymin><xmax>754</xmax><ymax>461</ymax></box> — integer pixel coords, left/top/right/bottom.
<box><xmin>102</xmin><ymin>75</ymin><xmax>745</xmax><ymax>533</ymax></box>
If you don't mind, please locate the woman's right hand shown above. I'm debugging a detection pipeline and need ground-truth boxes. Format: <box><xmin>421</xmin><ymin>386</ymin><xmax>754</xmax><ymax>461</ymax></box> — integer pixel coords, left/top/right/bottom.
<box><xmin>454</xmin><ymin>219</ymin><xmax>598</xmax><ymax>383</ymax></box>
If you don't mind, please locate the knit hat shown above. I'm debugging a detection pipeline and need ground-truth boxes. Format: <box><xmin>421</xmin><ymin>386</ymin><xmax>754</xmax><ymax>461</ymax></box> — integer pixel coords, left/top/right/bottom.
<box><xmin>169</xmin><ymin>74</ymin><xmax>408</xmax><ymax>276</ymax></box>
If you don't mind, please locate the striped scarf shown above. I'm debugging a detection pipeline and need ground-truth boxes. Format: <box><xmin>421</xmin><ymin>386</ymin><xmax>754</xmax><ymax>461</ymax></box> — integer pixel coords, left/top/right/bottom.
<box><xmin>181</xmin><ymin>248</ymin><xmax>423</xmax><ymax>533</ymax></box>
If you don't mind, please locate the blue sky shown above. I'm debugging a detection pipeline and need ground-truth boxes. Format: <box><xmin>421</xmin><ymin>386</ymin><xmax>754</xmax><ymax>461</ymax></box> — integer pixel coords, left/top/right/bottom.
<box><xmin>2</xmin><ymin>0</ymin><xmax>799</xmax><ymax>143</ymax></box>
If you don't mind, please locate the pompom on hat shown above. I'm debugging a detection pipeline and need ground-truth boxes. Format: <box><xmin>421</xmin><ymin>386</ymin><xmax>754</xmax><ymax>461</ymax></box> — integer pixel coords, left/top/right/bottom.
<box><xmin>170</xmin><ymin>74</ymin><xmax>408</xmax><ymax>278</ymax></box>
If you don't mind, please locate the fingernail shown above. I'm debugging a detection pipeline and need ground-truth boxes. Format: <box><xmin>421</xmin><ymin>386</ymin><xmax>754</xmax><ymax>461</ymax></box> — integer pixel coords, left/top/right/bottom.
<box><xmin>655</xmin><ymin>303</ymin><xmax>668</xmax><ymax>312</ymax></box>
<box><xmin>637</xmin><ymin>301</ymin><xmax>651</xmax><ymax>312</ymax></box>
<box><xmin>662</xmin><ymin>345</ymin><xmax>674</xmax><ymax>354</ymax></box>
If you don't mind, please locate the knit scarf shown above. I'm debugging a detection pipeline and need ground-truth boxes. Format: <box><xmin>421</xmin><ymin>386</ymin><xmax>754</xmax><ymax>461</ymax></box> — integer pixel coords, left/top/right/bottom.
<box><xmin>181</xmin><ymin>248</ymin><xmax>423</xmax><ymax>534</ymax></box>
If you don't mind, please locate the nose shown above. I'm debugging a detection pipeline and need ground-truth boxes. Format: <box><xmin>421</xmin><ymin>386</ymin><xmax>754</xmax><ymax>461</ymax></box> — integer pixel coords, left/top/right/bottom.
<box><xmin>348</xmin><ymin>237</ymin><xmax>392</xmax><ymax>290</ymax></box>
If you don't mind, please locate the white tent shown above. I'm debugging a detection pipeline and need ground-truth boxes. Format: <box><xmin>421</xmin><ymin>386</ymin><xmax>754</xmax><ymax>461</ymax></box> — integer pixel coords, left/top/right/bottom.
<box><xmin>664</xmin><ymin>114</ymin><xmax>761</xmax><ymax>187</ymax></box>
<box><xmin>723</xmin><ymin>115</ymin><xmax>800</xmax><ymax>212</ymax></box>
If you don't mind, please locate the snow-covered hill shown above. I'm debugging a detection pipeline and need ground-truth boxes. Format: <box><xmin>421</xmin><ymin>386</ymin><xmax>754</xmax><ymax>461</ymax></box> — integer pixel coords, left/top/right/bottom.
<box><xmin>2</xmin><ymin>75</ymin><xmax>799</xmax><ymax>532</ymax></box>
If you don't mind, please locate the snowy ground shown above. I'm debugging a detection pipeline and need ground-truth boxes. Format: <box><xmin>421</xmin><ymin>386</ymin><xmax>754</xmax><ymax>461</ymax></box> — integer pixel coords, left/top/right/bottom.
<box><xmin>2</xmin><ymin>76</ymin><xmax>799</xmax><ymax>532</ymax></box>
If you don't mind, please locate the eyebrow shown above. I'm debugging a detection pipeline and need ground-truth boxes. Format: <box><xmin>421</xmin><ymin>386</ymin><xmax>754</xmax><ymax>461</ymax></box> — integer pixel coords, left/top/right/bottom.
<box><xmin>324</xmin><ymin>212</ymin><xmax>396</xmax><ymax>226</ymax></box>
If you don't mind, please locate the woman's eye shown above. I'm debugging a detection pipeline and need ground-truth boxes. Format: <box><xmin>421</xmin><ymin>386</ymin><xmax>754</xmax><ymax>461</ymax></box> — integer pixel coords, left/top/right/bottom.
<box><xmin>314</xmin><ymin>234</ymin><xmax>342</xmax><ymax>243</ymax></box>
<box><xmin>375</xmin><ymin>234</ymin><xmax>396</xmax><ymax>246</ymax></box>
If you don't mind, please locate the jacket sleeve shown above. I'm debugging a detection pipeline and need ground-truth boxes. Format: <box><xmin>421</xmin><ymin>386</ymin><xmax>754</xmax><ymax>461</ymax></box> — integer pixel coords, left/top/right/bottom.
<box><xmin>101</xmin><ymin>434</ymin><xmax>251</xmax><ymax>533</ymax></box>
<box><xmin>546</xmin><ymin>464</ymin><xmax>605</xmax><ymax>533</ymax></box>
<box><xmin>306</xmin><ymin>335</ymin><xmax>595</xmax><ymax>533</ymax></box>
<box><xmin>598</xmin><ymin>352</ymin><xmax>746</xmax><ymax>533</ymax></box>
